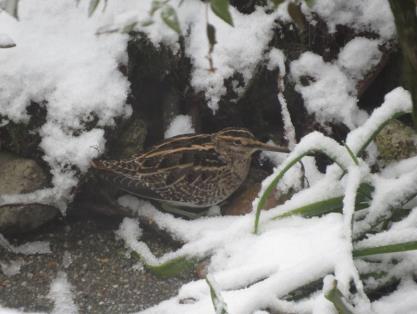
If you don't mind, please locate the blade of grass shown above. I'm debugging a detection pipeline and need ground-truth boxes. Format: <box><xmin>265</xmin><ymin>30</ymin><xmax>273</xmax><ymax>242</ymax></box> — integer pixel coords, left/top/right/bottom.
<box><xmin>254</xmin><ymin>152</ymin><xmax>308</xmax><ymax>233</ymax></box>
<box><xmin>131</xmin><ymin>252</ymin><xmax>197</xmax><ymax>278</ymax></box>
<box><xmin>353</xmin><ymin>241</ymin><xmax>417</xmax><ymax>258</ymax></box>
<box><xmin>206</xmin><ymin>274</ymin><xmax>229</xmax><ymax>314</ymax></box>
<box><xmin>272</xmin><ymin>183</ymin><xmax>372</xmax><ymax>220</ymax></box>
<box><xmin>324</xmin><ymin>279</ymin><xmax>355</xmax><ymax>314</ymax></box>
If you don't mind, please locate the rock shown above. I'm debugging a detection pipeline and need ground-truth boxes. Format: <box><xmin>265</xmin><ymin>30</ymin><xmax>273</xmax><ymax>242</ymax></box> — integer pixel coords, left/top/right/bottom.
<box><xmin>0</xmin><ymin>204</ymin><xmax>58</xmax><ymax>234</ymax></box>
<box><xmin>0</xmin><ymin>152</ymin><xmax>59</xmax><ymax>234</ymax></box>
<box><xmin>108</xmin><ymin>115</ymin><xmax>147</xmax><ymax>159</ymax></box>
<box><xmin>375</xmin><ymin>119</ymin><xmax>417</xmax><ymax>162</ymax></box>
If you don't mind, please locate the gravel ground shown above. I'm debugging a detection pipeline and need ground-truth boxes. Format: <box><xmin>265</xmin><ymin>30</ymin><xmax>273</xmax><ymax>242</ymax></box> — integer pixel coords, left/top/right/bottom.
<box><xmin>0</xmin><ymin>213</ymin><xmax>197</xmax><ymax>313</ymax></box>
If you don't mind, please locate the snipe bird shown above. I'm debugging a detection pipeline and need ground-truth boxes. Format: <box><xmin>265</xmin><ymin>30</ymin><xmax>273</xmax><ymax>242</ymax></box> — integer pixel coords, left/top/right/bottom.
<box><xmin>91</xmin><ymin>128</ymin><xmax>289</xmax><ymax>209</ymax></box>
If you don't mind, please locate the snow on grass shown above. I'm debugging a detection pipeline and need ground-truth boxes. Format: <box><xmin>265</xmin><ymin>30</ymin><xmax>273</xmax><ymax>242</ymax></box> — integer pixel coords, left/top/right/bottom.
<box><xmin>116</xmin><ymin>84</ymin><xmax>417</xmax><ymax>313</ymax></box>
<box><xmin>164</xmin><ymin>114</ymin><xmax>194</xmax><ymax>138</ymax></box>
<box><xmin>125</xmin><ymin>205</ymin><xmax>347</xmax><ymax>314</ymax></box>
<box><xmin>47</xmin><ymin>271</ymin><xmax>78</xmax><ymax>314</ymax></box>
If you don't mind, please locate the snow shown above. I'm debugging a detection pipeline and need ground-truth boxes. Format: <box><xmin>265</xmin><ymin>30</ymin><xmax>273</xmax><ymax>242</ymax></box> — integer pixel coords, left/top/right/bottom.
<box><xmin>0</xmin><ymin>0</ymin><xmax>130</xmax><ymax>211</ymax></box>
<box><xmin>290</xmin><ymin>52</ymin><xmax>368</xmax><ymax>129</ymax></box>
<box><xmin>309</xmin><ymin>0</ymin><xmax>395</xmax><ymax>39</ymax></box>
<box><xmin>337</xmin><ymin>37</ymin><xmax>382</xmax><ymax>81</ymax></box>
<box><xmin>0</xmin><ymin>307</ymin><xmax>43</xmax><ymax>314</ymax></box>
<box><xmin>164</xmin><ymin>114</ymin><xmax>194</xmax><ymax>138</ymax></box>
<box><xmin>0</xmin><ymin>32</ymin><xmax>15</xmax><ymax>48</ymax></box>
<box><xmin>268</xmin><ymin>48</ymin><xmax>297</xmax><ymax>149</ymax></box>
<box><xmin>125</xmin><ymin>207</ymin><xmax>347</xmax><ymax>314</ymax></box>
<box><xmin>0</xmin><ymin>234</ymin><xmax>51</xmax><ymax>255</ymax></box>
<box><xmin>0</xmin><ymin>259</ymin><xmax>25</xmax><ymax>276</ymax></box>
<box><xmin>372</xmin><ymin>278</ymin><xmax>417</xmax><ymax>314</ymax></box>
<box><xmin>47</xmin><ymin>271</ymin><xmax>78</xmax><ymax>314</ymax></box>
<box><xmin>187</xmin><ymin>4</ymin><xmax>290</xmax><ymax>111</ymax></box>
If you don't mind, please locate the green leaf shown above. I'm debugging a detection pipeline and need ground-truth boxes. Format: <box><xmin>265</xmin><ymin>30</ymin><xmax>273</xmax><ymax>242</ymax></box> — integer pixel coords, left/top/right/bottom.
<box><xmin>160</xmin><ymin>5</ymin><xmax>181</xmax><ymax>34</ymax></box>
<box><xmin>141</xmin><ymin>19</ymin><xmax>155</xmax><ymax>27</ymax></box>
<box><xmin>150</xmin><ymin>0</ymin><xmax>167</xmax><ymax>16</ymax></box>
<box><xmin>88</xmin><ymin>0</ymin><xmax>100</xmax><ymax>17</ymax></box>
<box><xmin>121</xmin><ymin>22</ymin><xmax>138</xmax><ymax>34</ymax></box>
<box><xmin>304</xmin><ymin>0</ymin><xmax>316</xmax><ymax>7</ymax></box>
<box><xmin>210</xmin><ymin>0</ymin><xmax>234</xmax><ymax>26</ymax></box>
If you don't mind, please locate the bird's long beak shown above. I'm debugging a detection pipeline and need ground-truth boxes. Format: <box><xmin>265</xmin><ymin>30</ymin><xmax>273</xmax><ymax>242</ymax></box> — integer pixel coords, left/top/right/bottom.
<box><xmin>250</xmin><ymin>141</ymin><xmax>290</xmax><ymax>153</ymax></box>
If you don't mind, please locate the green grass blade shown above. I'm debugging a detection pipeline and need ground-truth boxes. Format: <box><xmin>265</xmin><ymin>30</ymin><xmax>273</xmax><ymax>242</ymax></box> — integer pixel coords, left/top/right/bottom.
<box><xmin>206</xmin><ymin>275</ymin><xmax>229</xmax><ymax>314</ymax></box>
<box><xmin>271</xmin><ymin>183</ymin><xmax>372</xmax><ymax>220</ymax></box>
<box><xmin>254</xmin><ymin>153</ymin><xmax>308</xmax><ymax>233</ymax></box>
<box><xmin>325</xmin><ymin>279</ymin><xmax>355</xmax><ymax>314</ymax></box>
<box><xmin>344</xmin><ymin>144</ymin><xmax>359</xmax><ymax>165</ymax></box>
<box><xmin>353</xmin><ymin>241</ymin><xmax>417</xmax><ymax>258</ymax></box>
<box><xmin>272</xmin><ymin>197</ymin><xmax>344</xmax><ymax>220</ymax></box>
<box><xmin>131</xmin><ymin>252</ymin><xmax>197</xmax><ymax>278</ymax></box>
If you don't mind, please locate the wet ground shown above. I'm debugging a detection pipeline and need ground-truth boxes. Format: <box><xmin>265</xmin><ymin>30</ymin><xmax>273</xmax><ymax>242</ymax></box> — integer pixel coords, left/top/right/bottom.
<box><xmin>0</xmin><ymin>212</ymin><xmax>196</xmax><ymax>313</ymax></box>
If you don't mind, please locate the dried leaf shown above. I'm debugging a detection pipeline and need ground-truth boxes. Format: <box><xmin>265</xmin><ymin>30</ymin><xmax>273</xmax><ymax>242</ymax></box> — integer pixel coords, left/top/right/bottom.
<box><xmin>206</xmin><ymin>23</ymin><xmax>217</xmax><ymax>49</ymax></box>
<box><xmin>287</xmin><ymin>2</ymin><xmax>306</xmax><ymax>32</ymax></box>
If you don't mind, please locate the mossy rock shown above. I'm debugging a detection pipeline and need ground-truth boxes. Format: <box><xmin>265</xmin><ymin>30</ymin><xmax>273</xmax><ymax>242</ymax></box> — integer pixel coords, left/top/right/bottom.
<box><xmin>375</xmin><ymin>119</ymin><xmax>417</xmax><ymax>161</ymax></box>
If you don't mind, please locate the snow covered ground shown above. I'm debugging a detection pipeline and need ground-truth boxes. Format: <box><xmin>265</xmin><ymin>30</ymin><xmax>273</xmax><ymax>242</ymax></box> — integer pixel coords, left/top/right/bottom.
<box><xmin>1</xmin><ymin>0</ymin><xmax>417</xmax><ymax>313</ymax></box>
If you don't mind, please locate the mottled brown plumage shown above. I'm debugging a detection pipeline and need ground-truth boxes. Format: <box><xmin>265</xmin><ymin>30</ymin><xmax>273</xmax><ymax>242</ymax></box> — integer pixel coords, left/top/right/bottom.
<box><xmin>91</xmin><ymin>128</ymin><xmax>289</xmax><ymax>209</ymax></box>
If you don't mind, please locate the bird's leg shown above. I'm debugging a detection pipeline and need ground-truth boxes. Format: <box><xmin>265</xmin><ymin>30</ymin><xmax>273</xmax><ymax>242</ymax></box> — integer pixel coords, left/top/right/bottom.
<box><xmin>158</xmin><ymin>202</ymin><xmax>208</xmax><ymax>219</ymax></box>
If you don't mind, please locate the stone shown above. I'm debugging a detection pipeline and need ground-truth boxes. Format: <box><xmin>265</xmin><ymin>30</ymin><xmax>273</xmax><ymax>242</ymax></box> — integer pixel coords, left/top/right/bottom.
<box><xmin>0</xmin><ymin>152</ymin><xmax>59</xmax><ymax>234</ymax></box>
<box><xmin>375</xmin><ymin>119</ymin><xmax>417</xmax><ymax>162</ymax></box>
<box><xmin>108</xmin><ymin>115</ymin><xmax>147</xmax><ymax>159</ymax></box>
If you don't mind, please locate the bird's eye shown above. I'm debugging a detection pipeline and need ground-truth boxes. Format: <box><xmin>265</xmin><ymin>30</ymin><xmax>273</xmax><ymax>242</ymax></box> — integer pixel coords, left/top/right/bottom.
<box><xmin>233</xmin><ymin>140</ymin><xmax>241</xmax><ymax>145</ymax></box>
